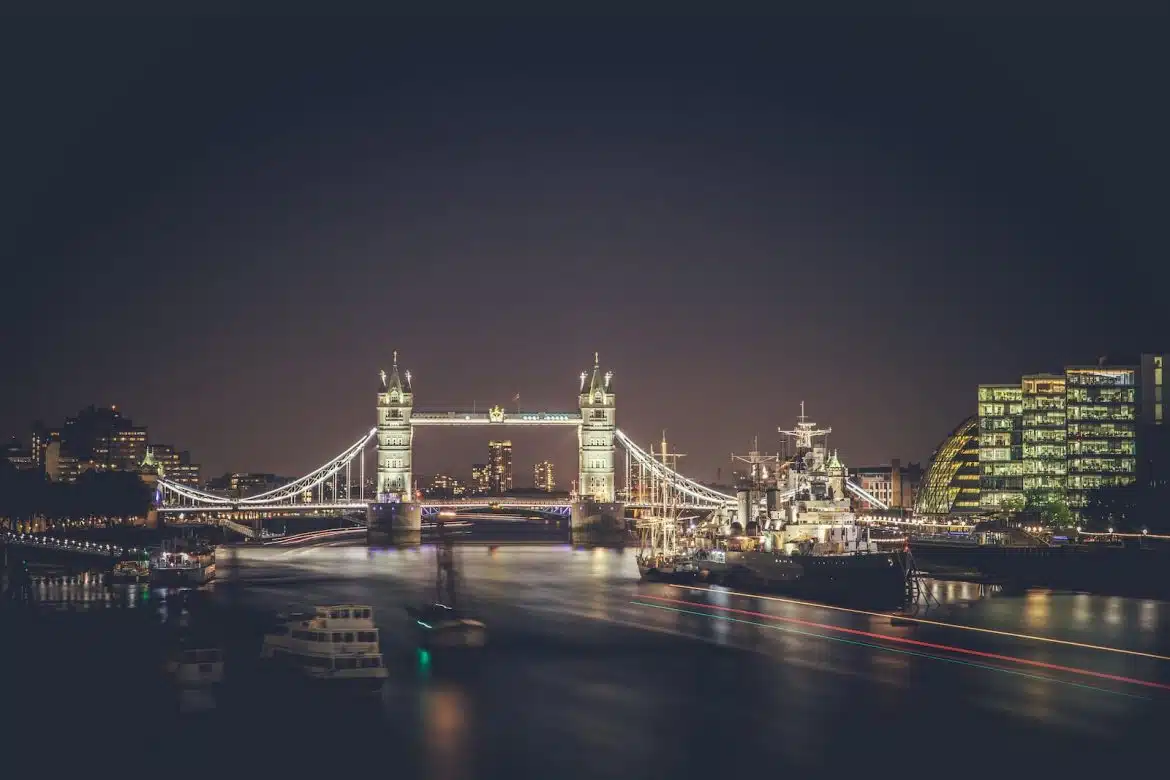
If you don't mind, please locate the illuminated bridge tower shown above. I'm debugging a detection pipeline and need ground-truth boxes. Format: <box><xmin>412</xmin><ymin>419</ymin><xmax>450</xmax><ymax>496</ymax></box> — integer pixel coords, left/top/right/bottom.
<box><xmin>572</xmin><ymin>353</ymin><xmax>624</xmax><ymax>542</ymax></box>
<box><xmin>370</xmin><ymin>352</ymin><xmax>421</xmax><ymax>544</ymax></box>
<box><xmin>376</xmin><ymin>352</ymin><xmax>414</xmax><ymax>498</ymax></box>
<box><xmin>578</xmin><ymin>352</ymin><xmax>616</xmax><ymax>501</ymax></box>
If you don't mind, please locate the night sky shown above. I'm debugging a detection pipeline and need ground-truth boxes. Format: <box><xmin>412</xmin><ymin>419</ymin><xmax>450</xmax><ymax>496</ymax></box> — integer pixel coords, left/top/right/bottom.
<box><xmin>3</xmin><ymin>16</ymin><xmax>1165</xmax><ymax>487</ymax></box>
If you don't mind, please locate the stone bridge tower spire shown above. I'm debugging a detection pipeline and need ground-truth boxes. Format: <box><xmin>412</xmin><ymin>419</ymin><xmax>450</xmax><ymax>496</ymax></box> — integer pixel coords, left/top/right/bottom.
<box><xmin>578</xmin><ymin>352</ymin><xmax>616</xmax><ymax>502</ymax></box>
<box><xmin>376</xmin><ymin>351</ymin><xmax>414</xmax><ymax>499</ymax></box>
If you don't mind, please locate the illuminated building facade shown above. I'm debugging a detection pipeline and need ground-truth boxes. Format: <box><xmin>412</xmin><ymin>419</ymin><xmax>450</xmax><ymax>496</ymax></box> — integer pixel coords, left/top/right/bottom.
<box><xmin>1140</xmin><ymin>353</ymin><xmax>1164</xmax><ymax>427</ymax></box>
<box><xmin>62</xmin><ymin>405</ymin><xmax>148</xmax><ymax>472</ymax></box>
<box><xmin>144</xmin><ymin>444</ymin><xmax>201</xmax><ymax>486</ymax></box>
<box><xmin>978</xmin><ymin>384</ymin><xmax>1024</xmax><ymax>509</ymax></box>
<box><xmin>229</xmin><ymin>473</ymin><xmax>288</xmax><ymax>498</ymax></box>
<box><xmin>968</xmin><ymin>354</ymin><xmax>1166</xmax><ymax>514</ymax></box>
<box><xmin>533</xmin><ymin>460</ymin><xmax>555</xmax><ymax>492</ymax></box>
<box><xmin>1138</xmin><ymin>354</ymin><xmax>1168</xmax><ymax>489</ymax></box>
<box><xmin>109</xmin><ymin>428</ymin><xmax>147</xmax><ymax>472</ymax></box>
<box><xmin>428</xmin><ymin>474</ymin><xmax>467</xmax><ymax>497</ymax></box>
<box><xmin>471</xmin><ymin>463</ymin><xmax>490</xmax><ymax>494</ymax></box>
<box><xmin>1065</xmin><ymin>365</ymin><xmax>1137</xmax><ymax>509</ymax></box>
<box><xmin>1021</xmin><ymin>374</ymin><xmax>1067</xmax><ymax>505</ymax></box>
<box><xmin>488</xmin><ymin>440</ymin><xmax>513</xmax><ymax>495</ymax></box>
<box><xmin>915</xmin><ymin>417</ymin><xmax>980</xmax><ymax>514</ymax></box>
<box><xmin>43</xmin><ymin>441</ymin><xmax>80</xmax><ymax>483</ymax></box>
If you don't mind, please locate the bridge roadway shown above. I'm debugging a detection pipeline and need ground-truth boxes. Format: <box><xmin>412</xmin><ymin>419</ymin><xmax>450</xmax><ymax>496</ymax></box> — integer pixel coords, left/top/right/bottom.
<box><xmin>175</xmin><ymin>542</ymin><xmax>1170</xmax><ymax>774</ymax></box>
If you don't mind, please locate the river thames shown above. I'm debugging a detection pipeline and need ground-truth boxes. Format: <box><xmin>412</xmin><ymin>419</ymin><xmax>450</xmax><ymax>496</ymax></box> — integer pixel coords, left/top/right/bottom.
<box><xmin>6</xmin><ymin>541</ymin><xmax>1169</xmax><ymax>775</ymax></box>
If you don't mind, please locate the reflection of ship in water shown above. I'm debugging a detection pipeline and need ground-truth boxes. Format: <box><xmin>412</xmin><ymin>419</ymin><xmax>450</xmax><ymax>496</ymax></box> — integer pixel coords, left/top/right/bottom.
<box><xmin>696</xmin><ymin>405</ymin><xmax>907</xmax><ymax>605</ymax></box>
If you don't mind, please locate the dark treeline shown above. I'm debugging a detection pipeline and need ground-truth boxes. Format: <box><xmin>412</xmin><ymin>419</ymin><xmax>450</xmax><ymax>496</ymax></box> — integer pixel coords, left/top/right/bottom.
<box><xmin>1082</xmin><ymin>484</ymin><xmax>1170</xmax><ymax>533</ymax></box>
<box><xmin>0</xmin><ymin>460</ymin><xmax>153</xmax><ymax>521</ymax></box>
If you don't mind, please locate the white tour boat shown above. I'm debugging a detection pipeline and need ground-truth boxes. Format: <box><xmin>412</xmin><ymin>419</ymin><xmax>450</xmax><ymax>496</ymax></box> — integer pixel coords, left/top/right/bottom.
<box><xmin>260</xmin><ymin>605</ymin><xmax>388</xmax><ymax>694</ymax></box>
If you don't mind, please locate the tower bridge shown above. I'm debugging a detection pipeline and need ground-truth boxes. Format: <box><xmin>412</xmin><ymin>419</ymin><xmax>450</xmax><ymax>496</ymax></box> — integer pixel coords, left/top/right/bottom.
<box><xmin>153</xmin><ymin>351</ymin><xmax>888</xmax><ymax>541</ymax></box>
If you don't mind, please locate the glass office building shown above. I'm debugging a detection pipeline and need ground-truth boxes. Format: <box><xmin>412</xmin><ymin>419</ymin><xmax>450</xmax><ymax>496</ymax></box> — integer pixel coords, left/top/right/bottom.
<box><xmin>978</xmin><ymin>384</ymin><xmax>1024</xmax><ymax>510</ymax></box>
<box><xmin>1021</xmin><ymin>374</ymin><xmax>1067</xmax><ymax>505</ymax></box>
<box><xmin>915</xmin><ymin>416</ymin><xmax>981</xmax><ymax>514</ymax></box>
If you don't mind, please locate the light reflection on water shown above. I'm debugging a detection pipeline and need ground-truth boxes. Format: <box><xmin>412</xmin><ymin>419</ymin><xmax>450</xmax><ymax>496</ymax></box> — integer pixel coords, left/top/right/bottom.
<box><xmin>423</xmin><ymin>685</ymin><xmax>471</xmax><ymax>780</ymax></box>
<box><xmin>7</xmin><ymin>545</ymin><xmax>1168</xmax><ymax>772</ymax></box>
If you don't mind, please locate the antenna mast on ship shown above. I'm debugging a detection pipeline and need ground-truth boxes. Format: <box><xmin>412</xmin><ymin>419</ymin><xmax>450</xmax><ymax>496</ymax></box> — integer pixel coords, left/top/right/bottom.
<box><xmin>778</xmin><ymin>401</ymin><xmax>831</xmax><ymax>454</ymax></box>
<box><xmin>730</xmin><ymin>435</ymin><xmax>784</xmax><ymax>489</ymax></box>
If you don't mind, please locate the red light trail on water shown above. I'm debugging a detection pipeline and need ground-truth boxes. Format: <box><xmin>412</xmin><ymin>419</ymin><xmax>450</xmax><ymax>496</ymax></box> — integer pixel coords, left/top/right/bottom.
<box><xmin>635</xmin><ymin>593</ymin><xmax>1170</xmax><ymax>693</ymax></box>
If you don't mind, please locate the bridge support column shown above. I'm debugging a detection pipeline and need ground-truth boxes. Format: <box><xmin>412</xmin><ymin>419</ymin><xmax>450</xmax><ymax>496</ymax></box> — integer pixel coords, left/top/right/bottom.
<box><xmin>367</xmin><ymin>501</ymin><xmax>422</xmax><ymax>546</ymax></box>
<box><xmin>570</xmin><ymin>501</ymin><xmax>626</xmax><ymax>545</ymax></box>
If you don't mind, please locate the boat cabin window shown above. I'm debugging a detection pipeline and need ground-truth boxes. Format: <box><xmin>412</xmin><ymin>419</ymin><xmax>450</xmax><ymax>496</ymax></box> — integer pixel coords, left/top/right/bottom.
<box><xmin>360</xmin><ymin>657</ymin><xmax>381</xmax><ymax>668</ymax></box>
<box><xmin>358</xmin><ymin>631</ymin><xmax>377</xmax><ymax>642</ymax></box>
<box><xmin>335</xmin><ymin>658</ymin><xmax>358</xmax><ymax>670</ymax></box>
<box><xmin>292</xmin><ymin>630</ymin><xmax>331</xmax><ymax>642</ymax></box>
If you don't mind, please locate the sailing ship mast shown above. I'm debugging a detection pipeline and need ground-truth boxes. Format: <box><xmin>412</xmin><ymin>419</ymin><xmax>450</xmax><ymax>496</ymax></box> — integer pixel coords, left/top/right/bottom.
<box><xmin>638</xmin><ymin>434</ymin><xmax>686</xmax><ymax>560</ymax></box>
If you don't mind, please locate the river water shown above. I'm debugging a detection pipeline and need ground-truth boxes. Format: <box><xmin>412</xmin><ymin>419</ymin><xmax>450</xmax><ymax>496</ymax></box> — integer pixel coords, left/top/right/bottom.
<box><xmin>4</xmin><ymin>542</ymin><xmax>1168</xmax><ymax>775</ymax></box>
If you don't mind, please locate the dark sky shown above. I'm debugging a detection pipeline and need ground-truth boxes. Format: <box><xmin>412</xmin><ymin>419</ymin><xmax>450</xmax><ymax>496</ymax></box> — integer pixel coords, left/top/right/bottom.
<box><xmin>2</xmin><ymin>15</ymin><xmax>1165</xmax><ymax>487</ymax></box>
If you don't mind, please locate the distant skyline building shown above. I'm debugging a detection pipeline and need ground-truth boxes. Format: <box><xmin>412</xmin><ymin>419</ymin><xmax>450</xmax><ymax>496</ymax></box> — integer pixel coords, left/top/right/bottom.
<box><xmin>3</xmin><ymin>436</ymin><xmax>36</xmax><ymax>471</ymax></box>
<box><xmin>851</xmin><ymin>459</ymin><xmax>923</xmax><ymax>510</ymax></box>
<box><xmin>144</xmin><ymin>444</ymin><xmax>201</xmax><ymax>486</ymax></box>
<box><xmin>471</xmin><ymin>463</ymin><xmax>490</xmax><ymax>494</ymax></box>
<box><xmin>43</xmin><ymin>440</ymin><xmax>79</xmax><ymax>483</ymax></box>
<box><xmin>488</xmin><ymin>440</ymin><xmax>513</xmax><ymax>495</ymax></box>
<box><xmin>428</xmin><ymin>473</ymin><xmax>467</xmax><ymax>498</ymax></box>
<box><xmin>228</xmin><ymin>472</ymin><xmax>288</xmax><ymax>498</ymax></box>
<box><xmin>62</xmin><ymin>405</ymin><xmax>147</xmax><ymax>472</ymax></box>
<box><xmin>533</xmin><ymin>460</ymin><xmax>555</xmax><ymax>492</ymax></box>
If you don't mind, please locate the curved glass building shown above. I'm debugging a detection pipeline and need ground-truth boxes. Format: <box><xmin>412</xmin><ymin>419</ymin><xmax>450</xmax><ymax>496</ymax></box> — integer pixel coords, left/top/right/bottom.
<box><xmin>914</xmin><ymin>416</ymin><xmax>980</xmax><ymax>515</ymax></box>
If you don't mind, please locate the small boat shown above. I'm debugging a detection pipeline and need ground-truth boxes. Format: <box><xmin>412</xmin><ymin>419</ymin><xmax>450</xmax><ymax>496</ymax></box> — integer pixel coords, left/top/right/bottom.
<box><xmin>260</xmin><ymin>605</ymin><xmax>387</xmax><ymax>695</ymax></box>
<box><xmin>110</xmin><ymin>559</ymin><xmax>149</xmax><ymax>583</ymax></box>
<box><xmin>407</xmin><ymin>603</ymin><xmax>488</xmax><ymax>650</ymax></box>
<box><xmin>150</xmin><ymin>541</ymin><xmax>216</xmax><ymax>587</ymax></box>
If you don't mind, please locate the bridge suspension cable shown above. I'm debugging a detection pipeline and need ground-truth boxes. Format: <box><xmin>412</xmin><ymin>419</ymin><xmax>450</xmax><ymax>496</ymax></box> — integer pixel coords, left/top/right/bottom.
<box><xmin>614</xmin><ymin>429</ymin><xmax>736</xmax><ymax>508</ymax></box>
<box><xmin>157</xmin><ymin>427</ymin><xmax>376</xmax><ymax>508</ymax></box>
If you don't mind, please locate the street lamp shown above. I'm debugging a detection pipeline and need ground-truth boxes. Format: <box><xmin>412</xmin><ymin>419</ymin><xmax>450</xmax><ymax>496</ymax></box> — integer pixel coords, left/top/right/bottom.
<box><xmin>1108</xmin><ymin>527</ymin><xmax>1114</xmax><ymax>534</ymax></box>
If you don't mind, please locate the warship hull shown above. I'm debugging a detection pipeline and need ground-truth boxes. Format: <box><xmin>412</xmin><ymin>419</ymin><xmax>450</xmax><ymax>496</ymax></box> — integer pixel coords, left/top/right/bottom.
<box><xmin>714</xmin><ymin>551</ymin><xmax>907</xmax><ymax>606</ymax></box>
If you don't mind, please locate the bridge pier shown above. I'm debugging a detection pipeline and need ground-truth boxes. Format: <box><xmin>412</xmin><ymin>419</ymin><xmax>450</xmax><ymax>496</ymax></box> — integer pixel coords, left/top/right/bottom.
<box><xmin>570</xmin><ymin>501</ymin><xmax>627</xmax><ymax>545</ymax></box>
<box><xmin>367</xmin><ymin>502</ymin><xmax>422</xmax><ymax>546</ymax></box>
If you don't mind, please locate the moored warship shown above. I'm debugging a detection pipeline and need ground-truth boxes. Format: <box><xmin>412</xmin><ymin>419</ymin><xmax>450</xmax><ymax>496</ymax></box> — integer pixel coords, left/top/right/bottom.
<box><xmin>695</xmin><ymin>406</ymin><xmax>908</xmax><ymax>605</ymax></box>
